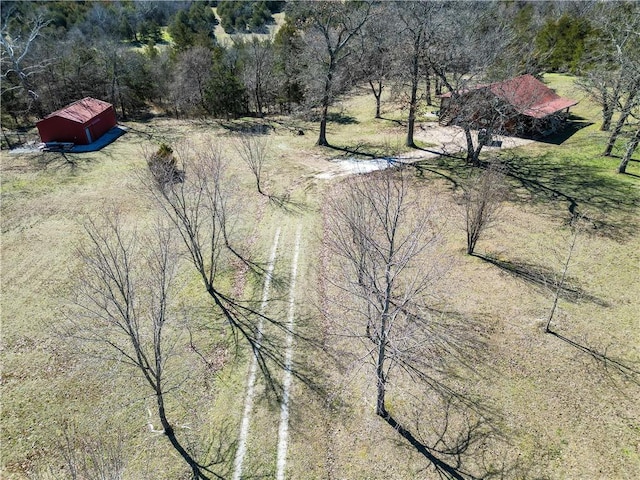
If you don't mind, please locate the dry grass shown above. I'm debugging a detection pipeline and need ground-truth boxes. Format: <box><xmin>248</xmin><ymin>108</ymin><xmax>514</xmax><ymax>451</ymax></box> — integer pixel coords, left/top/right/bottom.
<box><xmin>1</xmin><ymin>76</ymin><xmax>639</xmax><ymax>479</ymax></box>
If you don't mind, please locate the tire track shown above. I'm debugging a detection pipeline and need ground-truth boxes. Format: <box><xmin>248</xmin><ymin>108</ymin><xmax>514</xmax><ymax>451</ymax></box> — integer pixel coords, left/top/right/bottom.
<box><xmin>232</xmin><ymin>227</ymin><xmax>280</xmax><ymax>480</ymax></box>
<box><xmin>276</xmin><ymin>225</ymin><xmax>302</xmax><ymax>480</ymax></box>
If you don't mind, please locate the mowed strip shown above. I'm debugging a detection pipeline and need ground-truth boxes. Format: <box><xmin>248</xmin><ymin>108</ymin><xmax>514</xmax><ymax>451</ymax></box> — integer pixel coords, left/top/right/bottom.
<box><xmin>276</xmin><ymin>226</ymin><xmax>302</xmax><ymax>480</ymax></box>
<box><xmin>232</xmin><ymin>227</ymin><xmax>281</xmax><ymax>480</ymax></box>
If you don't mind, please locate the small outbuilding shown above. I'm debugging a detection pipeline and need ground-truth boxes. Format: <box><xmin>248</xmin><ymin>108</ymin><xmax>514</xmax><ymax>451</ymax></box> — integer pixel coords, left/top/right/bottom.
<box><xmin>36</xmin><ymin>97</ymin><xmax>117</xmax><ymax>145</ymax></box>
<box><xmin>438</xmin><ymin>75</ymin><xmax>578</xmax><ymax>137</ymax></box>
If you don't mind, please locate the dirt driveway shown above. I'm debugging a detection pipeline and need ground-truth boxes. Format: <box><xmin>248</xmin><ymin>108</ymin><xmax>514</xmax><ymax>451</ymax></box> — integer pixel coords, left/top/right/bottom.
<box><xmin>314</xmin><ymin>123</ymin><xmax>536</xmax><ymax>179</ymax></box>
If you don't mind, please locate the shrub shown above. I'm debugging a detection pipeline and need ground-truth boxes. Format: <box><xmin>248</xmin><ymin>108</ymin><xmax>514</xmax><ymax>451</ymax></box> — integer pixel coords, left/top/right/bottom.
<box><xmin>147</xmin><ymin>143</ymin><xmax>184</xmax><ymax>186</ymax></box>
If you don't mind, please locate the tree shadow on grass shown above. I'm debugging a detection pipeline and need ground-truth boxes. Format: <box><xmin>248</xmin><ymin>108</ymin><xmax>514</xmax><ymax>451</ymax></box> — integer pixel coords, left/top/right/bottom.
<box><xmin>473</xmin><ymin>253</ymin><xmax>610</xmax><ymax>307</ymax></box>
<box><xmin>215</xmin><ymin>119</ymin><xmax>275</xmax><ymax>135</ymax></box>
<box><xmin>414</xmin><ymin>145</ymin><xmax>466</xmax><ymax>160</ymax></box>
<box><xmin>383</xmin><ymin>413</ymin><xmax>477</xmax><ymax>480</ymax></box>
<box><xmin>369</xmin><ymin>305</ymin><xmax>528</xmax><ymax>479</ymax></box>
<box><xmin>267</xmin><ymin>192</ymin><xmax>308</xmax><ymax>214</ymax></box>
<box><xmin>547</xmin><ymin>329</ymin><xmax>640</xmax><ymax>387</ymax></box>
<box><xmin>498</xmin><ymin>151</ymin><xmax>640</xmax><ymax>240</ymax></box>
<box><xmin>324</xmin><ymin>142</ymin><xmax>384</xmax><ymax>159</ymax></box>
<box><xmin>380</xmin><ymin>388</ymin><xmax>537</xmax><ymax>480</ymax></box>
<box><xmin>410</xmin><ymin>156</ymin><xmax>470</xmax><ymax>189</ymax></box>
<box><xmin>379</xmin><ymin>116</ymin><xmax>406</xmax><ymax>128</ymax></box>
<box><xmin>30</xmin><ymin>151</ymin><xmax>79</xmax><ymax>171</ymax></box>
<box><xmin>326</xmin><ymin>112</ymin><xmax>359</xmax><ymax>125</ymax></box>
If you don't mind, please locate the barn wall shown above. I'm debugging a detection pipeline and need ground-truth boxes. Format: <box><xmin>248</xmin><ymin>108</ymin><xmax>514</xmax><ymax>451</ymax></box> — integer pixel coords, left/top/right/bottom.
<box><xmin>86</xmin><ymin>106</ymin><xmax>117</xmax><ymax>142</ymax></box>
<box><xmin>36</xmin><ymin>117</ymin><xmax>87</xmax><ymax>144</ymax></box>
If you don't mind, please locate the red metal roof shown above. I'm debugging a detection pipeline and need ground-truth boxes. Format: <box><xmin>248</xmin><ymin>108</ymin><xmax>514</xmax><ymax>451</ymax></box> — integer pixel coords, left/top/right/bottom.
<box><xmin>490</xmin><ymin>75</ymin><xmax>578</xmax><ymax>118</ymax></box>
<box><xmin>440</xmin><ymin>75</ymin><xmax>578</xmax><ymax>119</ymax></box>
<box><xmin>44</xmin><ymin>97</ymin><xmax>113</xmax><ymax>124</ymax></box>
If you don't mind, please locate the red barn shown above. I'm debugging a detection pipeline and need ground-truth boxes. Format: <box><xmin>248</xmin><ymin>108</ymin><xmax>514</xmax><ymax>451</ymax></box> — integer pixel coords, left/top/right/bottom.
<box><xmin>36</xmin><ymin>98</ymin><xmax>117</xmax><ymax>145</ymax></box>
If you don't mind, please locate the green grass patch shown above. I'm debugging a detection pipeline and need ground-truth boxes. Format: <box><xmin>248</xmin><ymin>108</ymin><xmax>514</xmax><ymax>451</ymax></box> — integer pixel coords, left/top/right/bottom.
<box><xmin>1</xmin><ymin>74</ymin><xmax>639</xmax><ymax>480</ymax></box>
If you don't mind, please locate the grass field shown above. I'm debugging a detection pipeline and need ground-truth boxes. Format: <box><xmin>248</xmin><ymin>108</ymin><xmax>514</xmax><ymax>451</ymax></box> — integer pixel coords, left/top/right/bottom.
<box><xmin>1</xmin><ymin>75</ymin><xmax>639</xmax><ymax>479</ymax></box>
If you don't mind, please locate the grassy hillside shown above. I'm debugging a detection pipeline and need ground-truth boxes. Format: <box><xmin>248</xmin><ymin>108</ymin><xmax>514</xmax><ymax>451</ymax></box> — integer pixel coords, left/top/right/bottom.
<box><xmin>1</xmin><ymin>75</ymin><xmax>639</xmax><ymax>479</ymax></box>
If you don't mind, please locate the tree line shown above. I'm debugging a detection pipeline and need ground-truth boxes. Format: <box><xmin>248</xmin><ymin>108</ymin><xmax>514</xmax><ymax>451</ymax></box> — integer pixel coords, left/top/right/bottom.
<box><xmin>1</xmin><ymin>1</ymin><xmax>639</xmax><ymax>169</ymax></box>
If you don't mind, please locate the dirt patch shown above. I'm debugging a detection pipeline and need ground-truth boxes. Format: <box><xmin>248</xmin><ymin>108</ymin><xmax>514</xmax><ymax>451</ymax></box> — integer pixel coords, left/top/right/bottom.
<box><xmin>314</xmin><ymin>124</ymin><xmax>538</xmax><ymax>179</ymax></box>
<box><xmin>415</xmin><ymin>123</ymin><xmax>536</xmax><ymax>156</ymax></box>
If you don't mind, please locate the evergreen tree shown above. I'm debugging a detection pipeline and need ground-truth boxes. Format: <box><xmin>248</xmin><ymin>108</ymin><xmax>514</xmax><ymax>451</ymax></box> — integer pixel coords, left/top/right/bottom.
<box><xmin>167</xmin><ymin>3</ymin><xmax>217</xmax><ymax>52</ymax></box>
<box><xmin>205</xmin><ymin>47</ymin><xmax>247</xmax><ymax>118</ymax></box>
<box><xmin>535</xmin><ymin>13</ymin><xmax>594</xmax><ymax>73</ymax></box>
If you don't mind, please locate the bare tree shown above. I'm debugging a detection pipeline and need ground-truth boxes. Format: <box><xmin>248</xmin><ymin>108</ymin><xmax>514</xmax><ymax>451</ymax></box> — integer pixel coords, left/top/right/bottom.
<box><xmin>577</xmin><ymin>2</ymin><xmax>640</xmax><ymax>133</ymax></box>
<box><xmin>58</xmin><ymin>424</ymin><xmax>126</xmax><ymax>480</ymax></box>
<box><xmin>576</xmin><ymin>3</ymin><xmax>640</xmax><ymax>162</ymax></box>
<box><xmin>28</xmin><ymin>424</ymin><xmax>126</xmax><ymax>480</ymax></box>
<box><xmin>145</xmin><ymin>140</ymin><xmax>290</xmax><ymax>389</ymax></box>
<box><xmin>391</xmin><ymin>1</ymin><xmax>444</xmax><ymax>148</ymax></box>
<box><xmin>543</xmin><ymin>213</ymin><xmax>589</xmax><ymax>333</ymax></box>
<box><xmin>326</xmin><ymin>167</ymin><xmax>448</xmax><ymax>418</ymax></box>
<box><xmin>426</xmin><ymin>3</ymin><xmax>515</xmax><ymax>165</ymax></box>
<box><xmin>290</xmin><ymin>0</ymin><xmax>372</xmax><ymax>146</ymax></box>
<box><xmin>170</xmin><ymin>46</ymin><xmax>213</xmax><ymax>117</ymax></box>
<box><xmin>576</xmin><ymin>69</ymin><xmax>625</xmax><ymax>132</ymax></box>
<box><xmin>237</xmin><ymin>37</ymin><xmax>277</xmax><ymax>117</ymax></box>
<box><xmin>603</xmin><ymin>78</ymin><xmax>640</xmax><ymax>157</ymax></box>
<box><xmin>234</xmin><ymin>133</ymin><xmax>270</xmax><ymax>196</ymax></box>
<box><xmin>460</xmin><ymin>163</ymin><xmax>507</xmax><ymax>255</ymax></box>
<box><xmin>146</xmin><ymin>142</ymin><xmax>184</xmax><ymax>188</ymax></box>
<box><xmin>353</xmin><ymin>3</ymin><xmax>396</xmax><ymax>119</ymax></box>
<box><xmin>0</xmin><ymin>11</ymin><xmax>50</xmax><ymax>119</ymax></box>
<box><xmin>74</xmin><ymin>215</ymin><xmax>217</xmax><ymax>480</ymax></box>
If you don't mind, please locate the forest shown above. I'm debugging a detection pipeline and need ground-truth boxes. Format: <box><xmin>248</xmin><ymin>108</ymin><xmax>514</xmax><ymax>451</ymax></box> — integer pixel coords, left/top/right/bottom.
<box><xmin>1</xmin><ymin>1</ymin><xmax>639</xmax><ymax>480</ymax></box>
<box><xmin>2</xmin><ymin>1</ymin><xmax>639</xmax><ymax>167</ymax></box>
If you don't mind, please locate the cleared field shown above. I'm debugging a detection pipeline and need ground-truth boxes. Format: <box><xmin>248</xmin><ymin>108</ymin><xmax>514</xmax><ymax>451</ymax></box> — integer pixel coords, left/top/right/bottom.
<box><xmin>1</xmin><ymin>75</ymin><xmax>639</xmax><ymax>479</ymax></box>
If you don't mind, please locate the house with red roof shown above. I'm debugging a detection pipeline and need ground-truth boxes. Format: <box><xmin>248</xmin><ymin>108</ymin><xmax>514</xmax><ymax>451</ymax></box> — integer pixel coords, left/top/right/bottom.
<box><xmin>438</xmin><ymin>75</ymin><xmax>578</xmax><ymax>137</ymax></box>
<box><xmin>36</xmin><ymin>97</ymin><xmax>117</xmax><ymax>145</ymax></box>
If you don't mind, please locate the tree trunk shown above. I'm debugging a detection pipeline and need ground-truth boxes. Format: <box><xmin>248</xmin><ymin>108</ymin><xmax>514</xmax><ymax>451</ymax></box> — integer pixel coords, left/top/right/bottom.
<box><xmin>601</xmin><ymin>101</ymin><xmax>614</xmax><ymax>131</ymax></box>
<box><xmin>604</xmin><ymin>113</ymin><xmax>627</xmax><ymax>156</ymax></box>
<box><xmin>376</xmin><ymin>268</ymin><xmax>393</xmax><ymax>417</ymax></box>
<box><xmin>255</xmin><ymin>72</ymin><xmax>263</xmax><ymax>117</ymax></box>
<box><xmin>1</xmin><ymin>125</ymin><xmax>14</xmax><ymax>149</ymax></box>
<box><xmin>600</xmin><ymin>75</ymin><xmax>623</xmax><ymax>131</ymax></box>
<box><xmin>406</xmin><ymin>38</ymin><xmax>420</xmax><ymax>148</ymax></box>
<box><xmin>464</xmin><ymin>126</ymin><xmax>482</xmax><ymax>166</ymax></box>
<box><xmin>375</xmin><ymin>338</ymin><xmax>387</xmax><ymax>417</ymax></box>
<box><xmin>604</xmin><ymin>82</ymin><xmax>639</xmax><ymax>156</ymax></box>
<box><xmin>425</xmin><ymin>68</ymin><xmax>432</xmax><ymax>106</ymax></box>
<box><xmin>545</xmin><ymin>218</ymin><xmax>579</xmax><ymax>333</ymax></box>
<box><xmin>369</xmin><ymin>80</ymin><xmax>382</xmax><ymax>119</ymax></box>
<box><xmin>317</xmin><ymin>103</ymin><xmax>329</xmax><ymax>146</ymax></box>
<box><xmin>117</xmin><ymin>78</ymin><xmax>126</xmax><ymax>120</ymax></box>
<box><xmin>406</xmin><ymin>114</ymin><xmax>416</xmax><ymax>148</ymax></box>
<box><xmin>618</xmin><ymin>127</ymin><xmax>640</xmax><ymax>174</ymax></box>
<box><xmin>406</xmin><ymin>75</ymin><xmax>418</xmax><ymax>147</ymax></box>
<box><xmin>317</xmin><ymin>61</ymin><xmax>334</xmax><ymax>147</ymax></box>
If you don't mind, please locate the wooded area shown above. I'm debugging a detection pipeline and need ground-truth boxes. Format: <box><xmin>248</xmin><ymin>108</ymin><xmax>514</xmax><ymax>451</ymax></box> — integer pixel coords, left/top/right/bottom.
<box><xmin>2</xmin><ymin>1</ymin><xmax>639</xmax><ymax>170</ymax></box>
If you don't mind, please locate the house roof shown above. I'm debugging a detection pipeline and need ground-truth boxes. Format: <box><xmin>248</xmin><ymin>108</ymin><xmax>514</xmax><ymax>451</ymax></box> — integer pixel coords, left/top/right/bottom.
<box><xmin>42</xmin><ymin>97</ymin><xmax>113</xmax><ymax>124</ymax></box>
<box><xmin>440</xmin><ymin>75</ymin><xmax>578</xmax><ymax>119</ymax></box>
